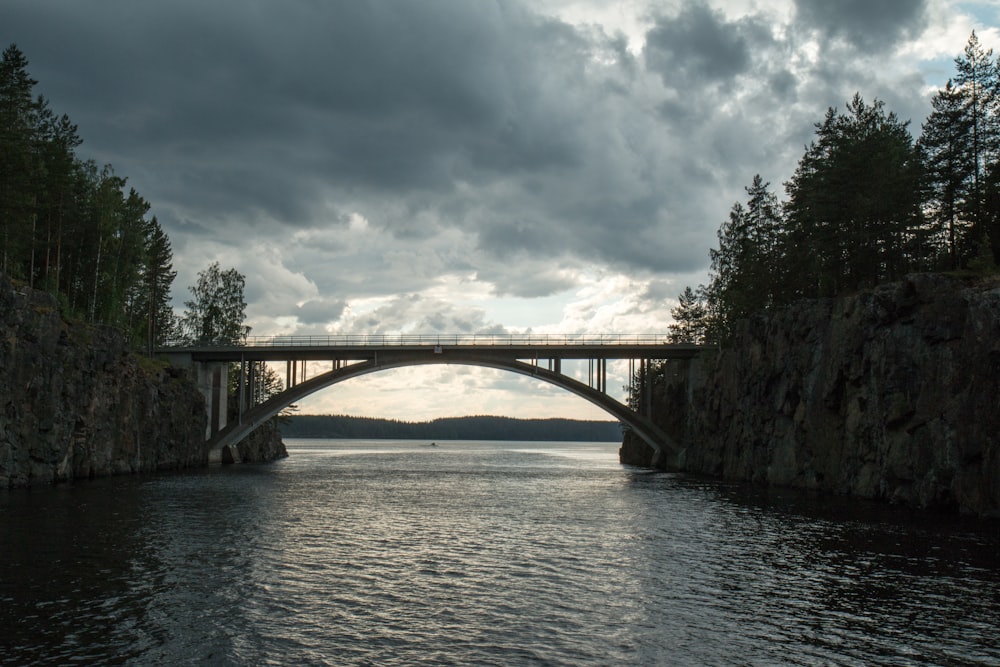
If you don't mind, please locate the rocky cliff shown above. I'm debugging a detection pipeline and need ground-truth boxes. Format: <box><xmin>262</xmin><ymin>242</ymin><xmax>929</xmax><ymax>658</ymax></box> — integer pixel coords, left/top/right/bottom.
<box><xmin>226</xmin><ymin>413</ymin><xmax>288</xmax><ymax>464</ymax></box>
<box><xmin>623</xmin><ymin>273</ymin><xmax>1000</xmax><ymax>518</ymax></box>
<box><xmin>1</xmin><ymin>275</ymin><xmax>285</xmax><ymax>487</ymax></box>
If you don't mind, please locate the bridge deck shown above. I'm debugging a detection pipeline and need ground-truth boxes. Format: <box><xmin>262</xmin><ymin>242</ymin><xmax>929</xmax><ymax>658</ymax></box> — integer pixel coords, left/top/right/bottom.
<box><xmin>160</xmin><ymin>334</ymin><xmax>707</xmax><ymax>362</ymax></box>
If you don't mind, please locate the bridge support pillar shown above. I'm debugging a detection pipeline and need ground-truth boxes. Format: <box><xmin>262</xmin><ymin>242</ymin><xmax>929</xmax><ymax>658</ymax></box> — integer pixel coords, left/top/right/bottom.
<box><xmin>194</xmin><ymin>362</ymin><xmax>228</xmax><ymax>440</ymax></box>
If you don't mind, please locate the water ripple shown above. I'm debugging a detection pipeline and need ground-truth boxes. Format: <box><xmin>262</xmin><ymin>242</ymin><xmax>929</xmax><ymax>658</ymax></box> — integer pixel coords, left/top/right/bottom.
<box><xmin>2</xmin><ymin>440</ymin><xmax>998</xmax><ymax>665</ymax></box>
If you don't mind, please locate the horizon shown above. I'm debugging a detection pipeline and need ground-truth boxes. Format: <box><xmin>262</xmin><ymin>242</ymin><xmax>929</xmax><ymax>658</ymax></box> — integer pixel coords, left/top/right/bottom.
<box><xmin>286</xmin><ymin>413</ymin><xmax>620</xmax><ymax>423</ymax></box>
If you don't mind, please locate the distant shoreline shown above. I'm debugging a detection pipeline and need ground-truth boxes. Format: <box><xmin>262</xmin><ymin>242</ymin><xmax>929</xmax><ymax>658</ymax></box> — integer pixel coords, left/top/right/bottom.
<box><xmin>280</xmin><ymin>414</ymin><xmax>623</xmax><ymax>442</ymax></box>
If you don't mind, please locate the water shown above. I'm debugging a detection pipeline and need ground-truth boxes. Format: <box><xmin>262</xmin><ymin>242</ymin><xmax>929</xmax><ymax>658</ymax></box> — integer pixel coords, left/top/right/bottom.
<box><xmin>1</xmin><ymin>439</ymin><xmax>998</xmax><ymax>666</ymax></box>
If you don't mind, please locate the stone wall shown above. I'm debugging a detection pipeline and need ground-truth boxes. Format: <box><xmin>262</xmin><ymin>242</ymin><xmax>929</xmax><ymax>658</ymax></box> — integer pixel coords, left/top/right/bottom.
<box><xmin>623</xmin><ymin>274</ymin><xmax>1000</xmax><ymax>518</ymax></box>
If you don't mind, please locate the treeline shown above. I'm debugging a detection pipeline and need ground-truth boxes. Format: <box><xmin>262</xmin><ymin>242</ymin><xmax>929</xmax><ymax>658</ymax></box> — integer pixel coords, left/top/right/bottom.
<box><xmin>280</xmin><ymin>414</ymin><xmax>624</xmax><ymax>442</ymax></box>
<box><xmin>669</xmin><ymin>33</ymin><xmax>1000</xmax><ymax>344</ymax></box>
<box><xmin>0</xmin><ymin>44</ymin><xmax>262</xmax><ymax>355</ymax></box>
<box><xmin>0</xmin><ymin>44</ymin><xmax>177</xmax><ymax>353</ymax></box>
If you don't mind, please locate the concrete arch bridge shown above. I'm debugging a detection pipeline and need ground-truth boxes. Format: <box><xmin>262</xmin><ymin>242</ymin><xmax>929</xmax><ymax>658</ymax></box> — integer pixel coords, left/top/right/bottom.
<box><xmin>158</xmin><ymin>334</ymin><xmax>704</xmax><ymax>468</ymax></box>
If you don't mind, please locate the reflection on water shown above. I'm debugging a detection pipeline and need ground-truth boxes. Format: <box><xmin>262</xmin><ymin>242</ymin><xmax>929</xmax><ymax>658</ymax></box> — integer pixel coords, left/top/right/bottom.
<box><xmin>1</xmin><ymin>439</ymin><xmax>998</xmax><ymax>665</ymax></box>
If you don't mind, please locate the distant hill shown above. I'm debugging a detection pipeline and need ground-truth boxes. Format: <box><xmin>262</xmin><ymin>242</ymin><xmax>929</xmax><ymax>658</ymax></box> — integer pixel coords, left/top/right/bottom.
<box><xmin>280</xmin><ymin>414</ymin><xmax>623</xmax><ymax>442</ymax></box>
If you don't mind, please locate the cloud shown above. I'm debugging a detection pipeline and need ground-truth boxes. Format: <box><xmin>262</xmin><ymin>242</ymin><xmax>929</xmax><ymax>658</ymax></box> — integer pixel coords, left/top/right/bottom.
<box><xmin>293</xmin><ymin>299</ymin><xmax>348</xmax><ymax>328</ymax></box>
<box><xmin>795</xmin><ymin>0</ymin><xmax>930</xmax><ymax>51</ymax></box>
<box><xmin>644</xmin><ymin>3</ymin><xmax>770</xmax><ymax>86</ymax></box>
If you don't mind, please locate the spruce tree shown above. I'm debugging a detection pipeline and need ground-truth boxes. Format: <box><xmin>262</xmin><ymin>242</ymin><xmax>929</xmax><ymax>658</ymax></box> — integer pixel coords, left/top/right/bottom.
<box><xmin>138</xmin><ymin>216</ymin><xmax>178</xmax><ymax>354</ymax></box>
<box><xmin>705</xmin><ymin>175</ymin><xmax>783</xmax><ymax>336</ymax></box>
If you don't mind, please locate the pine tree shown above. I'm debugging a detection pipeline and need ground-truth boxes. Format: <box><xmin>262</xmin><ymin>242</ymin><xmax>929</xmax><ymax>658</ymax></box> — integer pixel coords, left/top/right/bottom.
<box><xmin>783</xmin><ymin>95</ymin><xmax>924</xmax><ymax>296</ymax></box>
<box><xmin>35</xmin><ymin>103</ymin><xmax>83</xmax><ymax>294</ymax></box>
<box><xmin>919</xmin><ymin>79</ymin><xmax>976</xmax><ymax>268</ymax></box>
<box><xmin>0</xmin><ymin>44</ymin><xmax>42</xmax><ymax>280</ymax></box>
<box><xmin>953</xmin><ymin>31</ymin><xmax>998</xmax><ymax>232</ymax></box>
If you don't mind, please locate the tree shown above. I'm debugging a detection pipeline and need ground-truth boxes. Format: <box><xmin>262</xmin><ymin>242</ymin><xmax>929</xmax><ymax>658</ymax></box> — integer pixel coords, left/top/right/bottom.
<box><xmin>84</xmin><ymin>165</ymin><xmax>128</xmax><ymax>323</ymax></box>
<box><xmin>953</xmin><ymin>31</ymin><xmax>998</xmax><ymax>230</ymax></box>
<box><xmin>238</xmin><ymin>361</ymin><xmax>295</xmax><ymax>420</ymax></box>
<box><xmin>919</xmin><ymin>79</ymin><xmax>976</xmax><ymax>268</ymax></box>
<box><xmin>0</xmin><ymin>43</ymin><xmax>179</xmax><ymax>347</ymax></box>
<box><xmin>0</xmin><ymin>44</ymin><xmax>42</xmax><ymax>280</ymax></box>
<box><xmin>981</xmin><ymin>163</ymin><xmax>1000</xmax><ymax>265</ymax></box>
<box><xmin>668</xmin><ymin>285</ymin><xmax>709</xmax><ymax>344</ymax></box>
<box><xmin>783</xmin><ymin>95</ymin><xmax>925</xmax><ymax>297</ymax></box>
<box><xmin>136</xmin><ymin>216</ymin><xmax>177</xmax><ymax>353</ymax></box>
<box><xmin>34</xmin><ymin>103</ymin><xmax>83</xmax><ymax>294</ymax></box>
<box><xmin>704</xmin><ymin>175</ymin><xmax>783</xmax><ymax>337</ymax></box>
<box><xmin>181</xmin><ymin>262</ymin><xmax>249</xmax><ymax>344</ymax></box>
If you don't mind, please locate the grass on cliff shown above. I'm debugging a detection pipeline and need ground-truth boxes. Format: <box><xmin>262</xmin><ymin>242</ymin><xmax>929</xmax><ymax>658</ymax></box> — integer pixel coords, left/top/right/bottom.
<box><xmin>137</xmin><ymin>355</ymin><xmax>170</xmax><ymax>375</ymax></box>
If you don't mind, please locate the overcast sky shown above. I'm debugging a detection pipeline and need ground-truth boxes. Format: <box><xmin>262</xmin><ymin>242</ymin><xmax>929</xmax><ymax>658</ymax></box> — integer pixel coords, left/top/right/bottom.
<box><xmin>4</xmin><ymin>1</ymin><xmax>999</xmax><ymax>422</ymax></box>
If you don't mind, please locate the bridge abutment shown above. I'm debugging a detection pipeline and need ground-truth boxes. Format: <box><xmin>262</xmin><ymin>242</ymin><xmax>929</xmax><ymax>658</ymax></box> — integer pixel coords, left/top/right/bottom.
<box><xmin>193</xmin><ymin>362</ymin><xmax>228</xmax><ymax>440</ymax></box>
<box><xmin>159</xmin><ymin>351</ymin><xmax>230</xmax><ymax>442</ymax></box>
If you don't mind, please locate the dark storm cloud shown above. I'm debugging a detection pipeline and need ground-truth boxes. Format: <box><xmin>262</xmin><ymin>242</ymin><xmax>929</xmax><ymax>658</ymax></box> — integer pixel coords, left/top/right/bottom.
<box><xmin>644</xmin><ymin>3</ymin><xmax>774</xmax><ymax>87</ymax></box>
<box><xmin>2</xmin><ymin>0</ymin><xmax>583</xmax><ymax>225</ymax></box>
<box><xmin>0</xmin><ymin>0</ymin><xmax>752</xmax><ymax>288</ymax></box>
<box><xmin>795</xmin><ymin>0</ymin><xmax>930</xmax><ymax>51</ymax></box>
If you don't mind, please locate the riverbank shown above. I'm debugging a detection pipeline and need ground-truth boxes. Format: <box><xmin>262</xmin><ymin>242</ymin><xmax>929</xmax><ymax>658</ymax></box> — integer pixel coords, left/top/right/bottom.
<box><xmin>623</xmin><ymin>273</ymin><xmax>1000</xmax><ymax>518</ymax></box>
<box><xmin>0</xmin><ymin>275</ymin><xmax>284</xmax><ymax>487</ymax></box>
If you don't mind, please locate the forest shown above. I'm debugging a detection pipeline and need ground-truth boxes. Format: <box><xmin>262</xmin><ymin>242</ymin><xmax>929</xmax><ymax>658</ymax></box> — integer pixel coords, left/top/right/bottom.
<box><xmin>0</xmin><ymin>44</ymin><xmax>177</xmax><ymax>354</ymax></box>
<box><xmin>0</xmin><ymin>44</ymin><xmax>255</xmax><ymax>353</ymax></box>
<box><xmin>669</xmin><ymin>32</ymin><xmax>1000</xmax><ymax>345</ymax></box>
<box><xmin>280</xmin><ymin>414</ymin><xmax>623</xmax><ymax>442</ymax></box>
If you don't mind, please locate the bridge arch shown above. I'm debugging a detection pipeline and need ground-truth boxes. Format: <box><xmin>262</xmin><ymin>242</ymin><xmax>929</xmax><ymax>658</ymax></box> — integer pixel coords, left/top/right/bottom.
<box><xmin>209</xmin><ymin>350</ymin><xmax>677</xmax><ymax>467</ymax></box>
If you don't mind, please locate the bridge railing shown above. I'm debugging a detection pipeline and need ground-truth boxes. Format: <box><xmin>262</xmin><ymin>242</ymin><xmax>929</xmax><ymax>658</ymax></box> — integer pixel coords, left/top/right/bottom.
<box><xmin>163</xmin><ymin>333</ymin><xmax>675</xmax><ymax>348</ymax></box>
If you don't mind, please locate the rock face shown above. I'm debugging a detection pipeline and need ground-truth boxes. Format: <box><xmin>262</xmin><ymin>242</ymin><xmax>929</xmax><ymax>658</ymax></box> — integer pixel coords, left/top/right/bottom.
<box><xmin>224</xmin><ymin>413</ymin><xmax>289</xmax><ymax>464</ymax></box>
<box><xmin>623</xmin><ymin>274</ymin><xmax>1000</xmax><ymax>518</ymax></box>
<box><xmin>1</xmin><ymin>275</ymin><xmax>209</xmax><ymax>486</ymax></box>
<box><xmin>1</xmin><ymin>276</ymin><xmax>289</xmax><ymax>487</ymax></box>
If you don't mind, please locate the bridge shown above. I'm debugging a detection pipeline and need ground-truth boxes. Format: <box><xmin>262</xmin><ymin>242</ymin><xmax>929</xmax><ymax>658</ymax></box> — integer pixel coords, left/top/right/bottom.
<box><xmin>158</xmin><ymin>334</ymin><xmax>705</xmax><ymax>468</ymax></box>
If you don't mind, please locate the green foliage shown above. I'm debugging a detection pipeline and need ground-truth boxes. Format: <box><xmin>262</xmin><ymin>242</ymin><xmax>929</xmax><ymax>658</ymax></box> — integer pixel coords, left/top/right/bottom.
<box><xmin>139</xmin><ymin>217</ymin><xmax>179</xmax><ymax>352</ymax></box>
<box><xmin>180</xmin><ymin>262</ymin><xmax>249</xmax><ymax>344</ymax></box>
<box><xmin>137</xmin><ymin>355</ymin><xmax>170</xmax><ymax>376</ymax></box>
<box><xmin>668</xmin><ymin>286</ymin><xmax>710</xmax><ymax>344</ymax></box>
<box><xmin>783</xmin><ymin>94</ymin><xmax>925</xmax><ymax>297</ymax></box>
<box><xmin>952</xmin><ymin>31</ymin><xmax>997</xmax><ymax>228</ymax></box>
<box><xmin>919</xmin><ymin>80</ymin><xmax>976</xmax><ymax>269</ymax></box>
<box><xmin>0</xmin><ymin>44</ymin><xmax>41</xmax><ymax>277</ymax></box>
<box><xmin>706</xmin><ymin>175</ymin><xmax>783</xmax><ymax>336</ymax></box>
<box><xmin>968</xmin><ymin>233</ymin><xmax>999</xmax><ymax>275</ymax></box>
<box><xmin>0</xmin><ymin>44</ymin><xmax>178</xmax><ymax>352</ymax></box>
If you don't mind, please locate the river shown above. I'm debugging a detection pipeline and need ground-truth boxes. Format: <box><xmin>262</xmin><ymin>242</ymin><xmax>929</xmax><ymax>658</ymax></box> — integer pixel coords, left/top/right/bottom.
<box><xmin>1</xmin><ymin>439</ymin><xmax>998</xmax><ymax>665</ymax></box>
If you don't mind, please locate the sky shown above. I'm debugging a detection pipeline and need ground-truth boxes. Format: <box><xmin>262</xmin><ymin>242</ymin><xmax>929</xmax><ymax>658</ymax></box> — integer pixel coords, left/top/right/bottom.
<box><xmin>4</xmin><ymin>0</ymin><xmax>1000</xmax><ymax>422</ymax></box>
